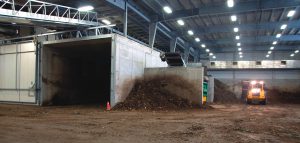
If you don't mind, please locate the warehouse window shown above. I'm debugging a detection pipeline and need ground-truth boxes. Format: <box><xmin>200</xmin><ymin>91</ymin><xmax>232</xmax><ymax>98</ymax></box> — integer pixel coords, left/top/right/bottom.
<box><xmin>281</xmin><ymin>61</ymin><xmax>287</xmax><ymax>65</ymax></box>
<box><xmin>210</xmin><ymin>62</ymin><xmax>215</xmax><ymax>66</ymax></box>
<box><xmin>256</xmin><ymin>61</ymin><xmax>262</xmax><ymax>65</ymax></box>
<box><xmin>232</xmin><ymin>61</ymin><xmax>238</xmax><ymax>65</ymax></box>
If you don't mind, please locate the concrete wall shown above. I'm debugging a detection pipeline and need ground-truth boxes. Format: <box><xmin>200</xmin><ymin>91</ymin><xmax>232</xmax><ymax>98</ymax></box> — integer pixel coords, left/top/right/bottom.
<box><xmin>41</xmin><ymin>34</ymin><xmax>167</xmax><ymax>106</ymax></box>
<box><xmin>207</xmin><ymin>76</ymin><xmax>214</xmax><ymax>103</ymax></box>
<box><xmin>112</xmin><ymin>34</ymin><xmax>167</xmax><ymax>106</ymax></box>
<box><xmin>144</xmin><ymin>67</ymin><xmax>204</xmax><ymax>105</ymax></box>
<box><xmin>208</xmin><ymin>69</ymin><xmax>300</xmax><ymax>99</ymax></box>
<box><xmin>41</xmin><ymin>37</ymin><xmax>112</xmax><ymax>105</ymax></box>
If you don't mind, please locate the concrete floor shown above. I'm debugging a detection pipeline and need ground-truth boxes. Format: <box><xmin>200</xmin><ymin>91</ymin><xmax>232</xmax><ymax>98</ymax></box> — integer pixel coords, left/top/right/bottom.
<box><xmin>0</xmin><ymin>104</ymin><xmax>299</xmax><ymax>143</ymax></box>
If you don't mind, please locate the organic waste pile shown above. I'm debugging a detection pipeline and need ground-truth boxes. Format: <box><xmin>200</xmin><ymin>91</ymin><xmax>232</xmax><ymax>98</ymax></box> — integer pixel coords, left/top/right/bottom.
<box><xmin>113</xmin><ymin>75</ymin><xmax>197</xmax><ymax>110</ymax></box>
<box><xmin>214</xmin><ymin>79</ymin><xmax>241</xmax><ymax>103</ymax></box>
<box><xmin>267</xmin><ymin>88</ymin><xmax>300</xmax><ymax>104</ymax></box>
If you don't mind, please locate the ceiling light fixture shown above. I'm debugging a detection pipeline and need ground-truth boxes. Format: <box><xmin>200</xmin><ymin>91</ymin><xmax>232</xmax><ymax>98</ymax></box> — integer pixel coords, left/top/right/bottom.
<box><xmin>237</xmin><ymin>43</ymin><xmax>241</xmax><ymax>46</ymax></box>
<box><xmin>287</xmin><ymin>10</ymin><xmax>296</xmax><ymax>17</ymax></box>
<box><xmin>78</xmin><ymin>6</ymin><xmax>94</xmax><ymax>12</ymax></box>
<box><xmin>266</xmin><ymin>55</ymin><xmax>269</xmax><ymax>58</ymax></box>
<box><xmin>212</xmin><ymin>56</ymin><xmax>216</xmax><ymax>59</ymax></box>
<box><xmin>177</xmin><ymin>19</ymin><xmax>184</xmax><ymax>26</ymax></box>
<box><xmin>281</xmin><ymin>24</ymin><xmax>287</xmax><ymax>30</ymax></box>
<box><xmin>238</xmin><ymin>48</ymin><xmax>242</xmax><ymax>51</ymax></box>
<box><xmin>206</xmin><ymin>49</ymin><xmax>210</xmax><ymax>52</ymax></box>
<box><xmin>231</xmin><ymin>15</ymin><xmax>237</xmax><ymax>21</ymax></box>
<box><xmin>276</xmin><ymin>33</ymin><xmax>282</xmax><ymax>38</ymax></box>
<box><xmin>201</xmin><ymin>44</ymin><xmax>206</xmax><ymax>48</ymax></box>
<box><xmin>240</xmin><ymin>55</ymin><xmax>243</xmax><ymax>58</ymax></box>
<box><xmin>239</xmin><ymin>52</ymin><xmax>242</xmax><ymax>55</ymax></box>
<box><xmin>195</xmin><ymin>37</ymin><xmax>200</xmax><ymax>42</ymax></box>
<box><xmin>234</xmin><ymin>27</ymin><xmax>239</xmax><ymax>32</ymax></box>
<box><xmin>227</xmin><ymin>0</ymin><xmax>234</xmax><ymax>7</ymax></box>
<box><xmin>291</xmin><ymin>53</ymin><xmax>295</xmax><ymax>57</ymax></box>
<box><xmin>273</xmin><ymin>41</ymin><xmax>277</xmax><ymax>45</ymax></box>
<box><xmin>268</xmin><ymin>51</ymin><xmax>272</xmax><ymax>54</ymax></box>
<box><xmin>163</xmin><ymin>6</ymin><xmax>172</xmax><ymax>14</ymax></box>
<box><xmin>295</xmin><ymin>50</ymin><xmax>299</xmax><ymax>53</ymax></box>
<box><xmin>101</xmin><ymin>19</ymin><xmax>111</xmax><ymax>25</ymax></box>
<box><xmin>235</xmin><ymin>35</ymin><xmax>240</xmax><ymax>40</ymax></box>
<box><xmin>270</xmin><ymin>46</ymin><xmax>274</xmax><ymax>50</ymax></box>
<box><xmin>188</xmin><ymin>30</ymin><xmax>194</xmax><ymax>35</ymax></box>
<box><xmin>209</xmin><ymin>53</ymin><xmax>213</xmax><ymax>56</ymax></box>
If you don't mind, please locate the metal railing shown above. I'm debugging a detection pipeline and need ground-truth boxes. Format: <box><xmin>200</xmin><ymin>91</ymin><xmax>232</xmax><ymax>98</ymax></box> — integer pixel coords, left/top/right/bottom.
<box><xmin>0</xmin><ymin>0</ymin><xmax>99</xmax><ymax>26</ymax></box>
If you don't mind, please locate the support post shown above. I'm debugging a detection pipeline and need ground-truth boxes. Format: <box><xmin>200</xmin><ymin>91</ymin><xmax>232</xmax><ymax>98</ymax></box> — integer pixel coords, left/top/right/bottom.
<box><xmin>194</xmin><ymin>50</ymin><xmax>199</xmax><ymax>62</ymax></box>
<box><xmin>170</xmin><ymin>37</ymin><xmax>178</xmax><ymax>52</ymax></box>
<box><xmin>184</xmin><ymin>45</ymin><xmax>190</xmax><ymax>63</ymax></box>
<box><xmin>123</xmin><ymin>0</ymin><xmax>128</xmax><ymax>37</ymax></box>
<box><xmin>149</xmin><ymin>22</ymin><xmax>158</xmax><ymax>49</ymax></box>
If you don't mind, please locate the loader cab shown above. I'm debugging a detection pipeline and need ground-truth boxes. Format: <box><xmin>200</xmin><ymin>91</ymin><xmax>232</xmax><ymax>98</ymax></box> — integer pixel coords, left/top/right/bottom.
<box><xmin>245</xmin><ymin>80</ymin><xmax>267</xmax><ymax>105</ymax></box>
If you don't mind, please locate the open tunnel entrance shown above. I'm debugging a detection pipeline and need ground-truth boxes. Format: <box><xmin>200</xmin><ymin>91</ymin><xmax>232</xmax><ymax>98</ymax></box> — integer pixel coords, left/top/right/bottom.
<box><xmin>42</xmin><ymin>38</ymin><xmax>112</xmax><ymax>105</ymax></box>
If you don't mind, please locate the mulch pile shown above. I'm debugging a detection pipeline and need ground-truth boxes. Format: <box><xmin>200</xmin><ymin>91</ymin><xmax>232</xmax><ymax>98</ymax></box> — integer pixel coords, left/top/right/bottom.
<box><xmin>113</xmin><ymin>75</ymin><xmax>196</xmax><ymax>110</ymax></box>
<box><xmin>267</xmin><ymin>88</ymin><xmax>300</xmax><ymax>104</ymax></box>
<box><xmin>214</xmin><ymin>79</ymin><xmax>241</xmax><ymax>103</ymax></box>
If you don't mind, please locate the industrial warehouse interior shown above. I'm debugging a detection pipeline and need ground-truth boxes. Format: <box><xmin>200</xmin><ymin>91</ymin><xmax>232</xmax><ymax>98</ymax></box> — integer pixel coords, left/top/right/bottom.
<box><xmin>0</xmin><ymin>0</ymin><xmax>300</xmax><ymax>142</ymax></box>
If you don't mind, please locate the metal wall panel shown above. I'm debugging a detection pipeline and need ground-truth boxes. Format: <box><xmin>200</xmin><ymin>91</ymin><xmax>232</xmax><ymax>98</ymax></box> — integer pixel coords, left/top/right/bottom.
<box><xmin>19</xmin><ymin>52</ymin><xmax>36</xmax><ymax>89</ymax></box>
<box><xmin>211</xmin><ymin>51</ymin><xmax>300</xmax><ymax>61</ymax></box>
<box><xmin>0</xmin><ymin>42</ymin><xmax>36</xmax><ymax>103</ymax></box>
<box><xmin>0</xmin><ymin>54</ymin><xmax>16</xmax><ymax>88</ymax></box>
<box><xmin>0</xmin><ymin>44</ymin><xmax>16</xmax><ymax>54</ymax></box>
<box><xmin>209</xmin><ymin>60</ymin><xmax>300</xmax><ymax>69</ymax></box>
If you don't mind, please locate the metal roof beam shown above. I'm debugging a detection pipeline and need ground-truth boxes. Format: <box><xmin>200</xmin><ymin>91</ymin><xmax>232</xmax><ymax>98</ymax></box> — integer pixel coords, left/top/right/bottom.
<box><xmin>210</xmin><ymin>45</ymin><xmax>298</xmax><ymax>53</ymax></box>
<box><xmin>158</xmin><ymin>0</ymin><xmax>300</xmax><ymax>22</ymax></box>
<box><xmin>202</xmin><ymin>35</ymin><xmax>300</xmax><ymax>46</ymax></box>
<box><xmin>179</xmin><ymin>19</ymin><xmax>300</xmax><ymax>36</ymax></box>
<box><xmin>105</xmin><ymin>0</ymin><xmax>193</xmax><ymax>52</ymax></box>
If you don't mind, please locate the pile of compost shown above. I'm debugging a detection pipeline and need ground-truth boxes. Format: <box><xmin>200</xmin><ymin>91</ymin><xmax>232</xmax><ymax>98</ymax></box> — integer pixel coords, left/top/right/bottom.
<box><xmin>267</xmin><ymin>89</ymin><xmax>300</xmax><ymax>104</ymax></box>
<box><xmin>214</xmin><ymin>79</ymin><xmax>241</xmax><ymax>103</ymax></box>
<box><xmin>113</xmin><ymin>75</ymin><xmax>198</xmax><ymax>110</ymax></box>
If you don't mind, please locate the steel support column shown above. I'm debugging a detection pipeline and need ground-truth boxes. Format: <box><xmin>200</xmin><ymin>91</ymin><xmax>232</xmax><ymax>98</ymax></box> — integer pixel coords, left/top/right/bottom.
<box><xmin>123</xmin><ymin>0</ymin><xmax>128</xmax><ymax>37</ymax></box>
<box><xmin>194</xmin><ymin>50</ymin><xmax>199</xmax><ymax>62</ymax></box>
<box><xmin>149</xmin><ymin>22</ymin><xmax>158</xmax><ymax>49</ymax></box>
<box><xmin>184</xmin><ymin>44</ymin><xmax>190</xmax><ymax>63</ymax></box>
<box><xmin>170</xmin><ymin>37</ymin><xmax>178</xmax><ymax>52</ymax></box>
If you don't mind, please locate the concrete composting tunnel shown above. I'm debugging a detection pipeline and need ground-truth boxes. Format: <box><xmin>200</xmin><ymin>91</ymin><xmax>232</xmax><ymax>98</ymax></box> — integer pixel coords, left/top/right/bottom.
<box><xmin>40</xmin><ymin>34</ymin><xmax>168</xmax><ymax>106</ymax></box>
<box><xmin>41</xmin><ymin>38</ymin><xmax>112</xmax><ymax>105</ymax></box>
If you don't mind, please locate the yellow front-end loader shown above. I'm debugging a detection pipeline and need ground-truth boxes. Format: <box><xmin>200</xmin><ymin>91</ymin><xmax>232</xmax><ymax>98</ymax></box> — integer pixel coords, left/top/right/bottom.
<box><xmin>245</xmin><ymin>80</ymin><xmax>267</xmax><ymax>105</ymax></box>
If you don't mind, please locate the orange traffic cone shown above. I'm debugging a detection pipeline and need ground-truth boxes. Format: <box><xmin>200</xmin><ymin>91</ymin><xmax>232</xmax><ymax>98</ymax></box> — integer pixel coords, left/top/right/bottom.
<box><xmin>106</xmin><ymin>101</ymin><xmax>111</xmax><ymax>111</ymax></box>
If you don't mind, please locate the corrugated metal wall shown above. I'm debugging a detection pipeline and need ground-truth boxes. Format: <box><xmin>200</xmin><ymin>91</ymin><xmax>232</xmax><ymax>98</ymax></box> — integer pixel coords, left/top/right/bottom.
<box><xmin>0</xmin><ymin>42</ymin><xmax>36</xmax><ymax>103</ymax></box>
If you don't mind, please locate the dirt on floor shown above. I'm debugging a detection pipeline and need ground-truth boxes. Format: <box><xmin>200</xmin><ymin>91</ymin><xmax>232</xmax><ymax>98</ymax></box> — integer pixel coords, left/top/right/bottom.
<box><xmin>0</xmin><ymin>104</ymin><xmax>299</xmax><ymax>143</ymax></box>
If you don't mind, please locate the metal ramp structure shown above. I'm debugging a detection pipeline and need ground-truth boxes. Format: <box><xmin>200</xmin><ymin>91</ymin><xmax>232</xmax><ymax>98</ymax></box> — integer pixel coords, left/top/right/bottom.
<box><xmin>0</xmin><ymin>24</ymin><xmax>116</xmax><ymax>45</ymax></box>
<box><xmin>160</xmin><ymin>52</ymin><xmax>186</xmax><ymax>67</ymax></box>
<box><xmin>0</xmin><ymin>0</ymin><xmax>99</xmax><ymax>26</ymax></box>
